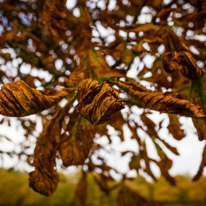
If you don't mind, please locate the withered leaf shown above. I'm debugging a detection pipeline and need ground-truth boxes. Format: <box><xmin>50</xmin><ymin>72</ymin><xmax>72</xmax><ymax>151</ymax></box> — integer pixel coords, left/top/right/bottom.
<box><xmin>162</xmin><ymin>50</ymin><xmax>204</xmax><ymax>80</ymax></box>
<box><xmin>59</xmin><ymin>115</ymin><xmax>95</xmax><ymax>167</ymax></box>
<box><xmin>77</xmin><ymin>79</ymin><xmax>124</xmax><ymax>124</ymax></box>
<box><xmin>153</xmin><ymin>142</ymin><xmax>176</xmax><ymax>185</ymax></box>
<box><xmin>168</xmin><ymin>114</ymin><xmax>185</xmax><ymax>140</ymax></box>
<box><xmin>108</xmin><ymin>112</ymin><xmax>125</xmax><ymax>141</ymax></box>
<box><xmin>72</xmin><ymin>172</ymin><xmax>87</xmax><ymax>206</ymax></box>
<box><xmin>29</xmin><ymin>167</ymin><xmax>59</xmax><ymax>197</ymax></box>
<box><xmin>0</xmin><ymin>30</ymin><xmax>19</xmax><ymax>46</ymax></box>
<box><xmin>141</xmin><ymin>112</ymin><xmax>179</xmax><ymax>155</ymax></box>
<box><xmin>132</xmin><ymin>41</ymin><xmax>147</xmax><ymax>54</ymax></box>
<box><xmin>192</xmin><ymin>119</ymin><xmax>206</xmax><ymax>141</ymax></box>
<box><xmin>129</xmin><ymin>155</ymin><xmax>141</xmax><ymax>172</ymax></box>
<box><xmin>88</xmin><ymin>49</ymin><xmax>112</xmax><ymax>78</ymax></box>
<box><xmin>140</xmin><ymin>72</ymin><xmax>172</xmax><ymax>89</ymax></box>
<box><xmin>158</xmin><ymin>156</ymin><xmax>175</xmax><ymax>185</ymax></box>
<box><xmin>157</xmin><ymin>8</ymin><xmax>175</xmax><ymax>22</ymax></box>
<box><xmin>176</xmin><ymin>51</ymin><xmax>204</xmax><ymax>80</ymax></box>
<box><xmin>93</xmin><ymin>173</ymin><xmax>118</xmax><ymax>195</ymax></box>
<box><xmin>41</xmin><ymin>0</ymin><xmax>76</xmax><ymax>41</ymax></box>
<box><xmin>29</xmin><ymin>110</ymin><xmax>65</xmax><ymax>196</ymax></box>
<box><xmin>115</xmin><ymin>80</ymin><xmax>206</xmax><ymax>119</ymax></box>
<box><xmin>65</xmin><ymin>48</ymin><xmax>125</xmax><ymax>88</ymax></box>
<box><xmin>117</xmin><ymin>184</ymin><xmax>163</xmax><ymax>206</ymax></box>
<box><xmin>162</xmin><ymin>52</ymin><xmax>179</xmax><ymax>73</ymax></box>
<box><xmin>193</xmin><ymin>143</ymin><xmax>206</xmax><ymax>181</ymax></box>
<box><xmin>128</xmin><ymin>123</ymin><xmax>157</xmax><ymax>180</ymax></box>
<box><xmin>0</xmin><ymin>81</ymin><xmax>69</xmax><ymax>117</ymax></box>
<box><xmin>119</xmin><ymin>23</ymin><xmax>157</xmax><ymax>33</ymax></box>
<box><xmin>103</xmin><ymin>39</ymin><xmax>135</xmax><ymax>66</ymax></box>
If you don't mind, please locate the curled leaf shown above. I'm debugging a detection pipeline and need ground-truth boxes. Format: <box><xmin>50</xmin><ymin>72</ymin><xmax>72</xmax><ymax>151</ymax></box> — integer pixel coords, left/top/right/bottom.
<box><xmin>162</xmin><ymin>50</ymin><xmax>204</xmax><ymax>80</ymax></box>
<box><xmin>115</xmin><ymin>80</ymin><xmax>206</xmax><ymax>119</ymax></box>
<box><xmin>175</xmin><ymin>51</ymin><xmax>204</xmax><ymax>80</ymax></box>
<box><xmin>29</xmin><ymin>110</ymin><xmax>65</xmax><ymax>196</ymax></box>
<box><xmin>162</xmin><ymin>52</ymin><xmax>179</xmax><ymax>73</ymax></box>
<box><xmin>0</xmin><ymin>80</ymin><xmax>69</xmax><ymax>117</ymax></box>
<box><xmin>29</xmin><ymin>167</ymin><xmax>59</xmax><ymax>197</ymax></box>
<box><xmin>77</xmin><ymin>79</ymin><xmax>124</xmax><ymax>124</ymax></box>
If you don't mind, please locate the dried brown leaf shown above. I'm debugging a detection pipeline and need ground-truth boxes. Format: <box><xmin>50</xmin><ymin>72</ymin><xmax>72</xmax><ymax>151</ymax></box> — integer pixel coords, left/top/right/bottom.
<box><xmin>119</xmin><ymin>23</ymin><xmax>157</xmax><ymax>33</ymax></box>
<box><xmin>162</xmin><ymin>50</ymin><xmax>204</xmax><ymax>80</ymax></box>
<box><xmin>117</xmin><ymin>184</ymin><xmax>163</xmax><ymax>206</ymax></box>
<box><xmin>175</xmin><ymin>51</ymin><xmax>204</xmax><ymax>80</ymax></box>
<box><xmin>153</xmin><ymin>142</ymin><xmax>176</xmax><ymax>185</ymax></box>
<box><xmin>65</xmin><ymin>49</ymin><xmax>123</xmax><ymax>87</ymax></box>
<box><xmin>0</xmin><ymin>80</ymin><xmax>69</xmax><ymax>117</ymax></box>
<box><xmin>162</xmin><ymin>52</ymin><xmax>179</xmax><ymax>73</ymax></box>
<box><xmin>168</xmin><ymin>114</ymin><xmax>185</xmax><ymax>140</ymax></box>
<box><xmin>157</xmin><ymin>8</ymin><xmax>175</xmax><ymax>22</ymax></box>
<box><xmin>29</xmin><ymin>110</ymin><xmax>65</xmax><ymax>196</ymax></box>
<box><xmin>77</xmin><ymin>79</ymin><xmax>124</xmax><ymax>124</ymax></box>
<box><xmin>192</xmin><ymin>118</ymin><xmax>206</xmax><ymax>141</ymax></box>
<box><xmin>108</xmin><ymin>112</ymin><xmax>125</xmax><ymax>141</ymax></box>
<box><xmin>88</xmin><ymin>49</ymin><xmax>113</xmax><ymax>78</ymax></box>
<box><xmin>158</xmin><ymin>156</ymin><xmax>175</xmax><ymax>185</ymax></box>
<box><xmin>93</xmin><ymin>174</ymin><xmax>118</xmax><ymax>195</ymax></box>
<box><xmin>115</xmin><ymin>80</ymin><xmax>206</xmax><ymax>119</ymax></box>
<box><xmin>0</xmin><ymin>30</ymin><xmax>19</xmax><ymax>46</ymax></box>
<box><xmin>59</xmin><ymin>116</ymin><xmax>95</xmax><ymax>167</ymax></box>
<box><xmin>141</xmin><ymin>112</ymin><xmax>179</xmax><ymax>155</ymax></box>
<box><xmin>193</xmin><ymin>144</ymin><xmax>206</xmax><ymax>181</ymax></box>
<box><xmin>128</xmin><ymin>123</ymin><xmax>157</xmax><ymax>180</ymax></box>
<box><xmin>129</xmin><ymin>155</ymin><xmax>141</xmax><ymax>172</ymax></box>
<box><xmin>72</xmin><ymin>172</ymin><xmax>87</xmax><ymax>206</ymax></box>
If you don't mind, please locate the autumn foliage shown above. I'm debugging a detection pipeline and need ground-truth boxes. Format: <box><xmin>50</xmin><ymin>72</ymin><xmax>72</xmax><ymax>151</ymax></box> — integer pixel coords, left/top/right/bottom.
<box><xmin>0</xmin><ymin>0</ymin><xmax>206</xmax><ymax>204</ymax></box>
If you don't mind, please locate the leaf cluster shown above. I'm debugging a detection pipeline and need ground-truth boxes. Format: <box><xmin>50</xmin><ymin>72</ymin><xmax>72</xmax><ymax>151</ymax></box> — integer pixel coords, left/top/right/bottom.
<box><xmin>0</xmin><ymin>0</ymin><xmax>205</xmax><ymax>202</ymax></box>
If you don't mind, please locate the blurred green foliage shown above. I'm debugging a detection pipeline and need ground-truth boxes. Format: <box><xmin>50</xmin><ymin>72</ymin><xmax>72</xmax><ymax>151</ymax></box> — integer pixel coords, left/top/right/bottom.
<box><xmin>0</xmin><ymin>168</ymin><xmax>206</xmax><ymax>206</ymax></box>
